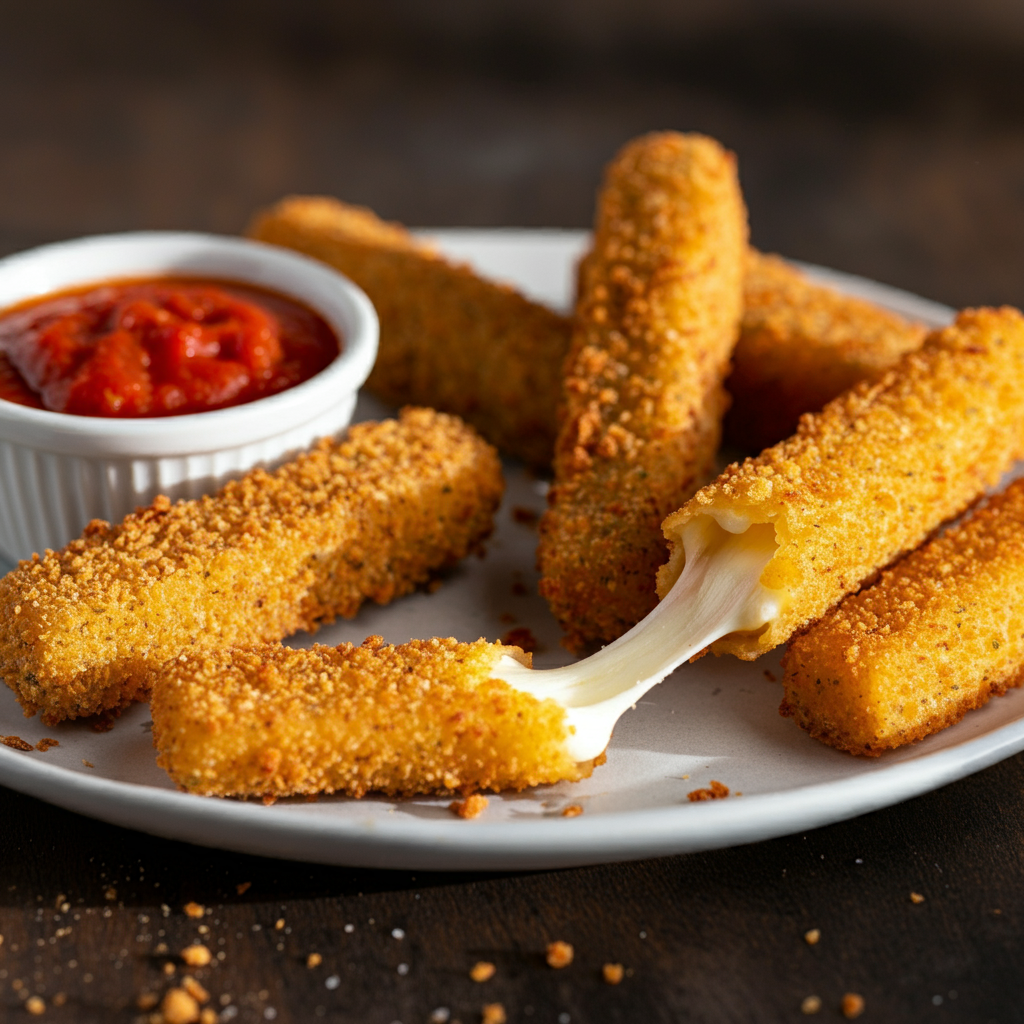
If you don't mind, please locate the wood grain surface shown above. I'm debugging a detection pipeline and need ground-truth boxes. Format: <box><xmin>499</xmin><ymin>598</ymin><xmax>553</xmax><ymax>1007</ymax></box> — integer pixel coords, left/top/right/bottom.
<box><xmin>1</xmin><ymin>3</ymin><xmax>1023</xmax><ymax>1021</ymax></box>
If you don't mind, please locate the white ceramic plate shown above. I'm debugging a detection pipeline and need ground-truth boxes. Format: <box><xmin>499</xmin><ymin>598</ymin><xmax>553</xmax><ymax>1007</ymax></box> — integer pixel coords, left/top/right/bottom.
<box><xmin>4</xmin><ymin>230</ymin><xmax>1014</xmax><ymax>873</ymax></box>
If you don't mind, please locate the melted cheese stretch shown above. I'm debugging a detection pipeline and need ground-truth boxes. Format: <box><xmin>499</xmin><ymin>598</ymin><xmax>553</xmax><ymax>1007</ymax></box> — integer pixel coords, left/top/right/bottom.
<box><xmin>500</xmin><ymin>519</ymin><xmax>780</xmax><ymax>761</ymax></box>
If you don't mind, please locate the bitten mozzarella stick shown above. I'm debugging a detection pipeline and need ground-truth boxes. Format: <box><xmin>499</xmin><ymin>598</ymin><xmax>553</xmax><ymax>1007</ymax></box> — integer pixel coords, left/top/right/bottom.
<box><xmin>781</xmin><ymin>478</ymin><xmax>1024</xmax><ymax>755</ymax></box>
<box><xmin>657</xmin><ymin>307</ymin><xmax>1024</xmax><ymax>661</ymax></box>
<box><xmin>0</xmin><ymin>408</ymin><xmax>503</xmax><ymax>725</ymax></box>
<box><xmin>249</xmin><ymin>196</ymin><xmax>571</xmax><ymax>468</ymax></box>
<box><xmin>151</xmin><ymin>637</ymin><xmax>599</xmax><ymax>799</ymax></box>
<box><xmin>725</xmin><ymin>251</ymin><xmax>929</xmax><ymax>452</ymax></box>
<box><xmin>537</xmin><ymin>132</ymin><xmax>747</xmax><ymax>653</ymax></box>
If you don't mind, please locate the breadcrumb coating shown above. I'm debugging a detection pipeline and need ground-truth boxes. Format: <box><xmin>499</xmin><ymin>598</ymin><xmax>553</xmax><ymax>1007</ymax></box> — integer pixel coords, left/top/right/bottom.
<box><xmin>781</xmin><ymin>477</ymin><xmax>1024</xmax><ymax>755</ymax></box>
<box><xmin>658</xmin><ymin>306</ymin><xmax>1024</xmax><ymax>660</ymax></box>
<box><xmin>726</xmin><ymin>250</ymin><xmax>929</xmax><ymax>452</ymax></box>
<box><xmin>248</xmin><ymin>196</ymin><xmax>570</xmax><ymax>468</ymax></box>
<box><xmin>150</xmin><ymin>637</ymin><xmax>599</xmax><ymax>798</ymax></box>
<box><xmin>538</xmin><ymin>132</ymin><xmax>747</xmax><ymax>652</ymax></box>
<box><xmin>0</xmin><ymin>408</ymin><xmax>503</xmax><ymax>724</ymax></box>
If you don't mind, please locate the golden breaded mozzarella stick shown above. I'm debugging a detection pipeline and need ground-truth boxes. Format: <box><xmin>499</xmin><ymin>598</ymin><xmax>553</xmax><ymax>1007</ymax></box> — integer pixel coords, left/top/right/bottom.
<box><xmin>0</xmin><ymin>409</ymin><xmax>502</xmax><ymax>725</ymax></box>
<box><xmin>151</xmin><ymin>637</ymin><xmax>599</xmax><ymax>799</ymax></box>
<box><xmin>781</xmin><ymin>477</ymin><xmax>1024</xmax><ymax>755</ymax></box>
<box><xmin>537</xmin><ymin>132</ymin><xmax>747</xmax><ymax>653</ymax></box>
<box><xmin>657</xmin><ymin>306</ymin><xmax>1024</xmax><ymax>659</ymax></box>
<box><xmin>725</xmin><ymin>251</ymin><xmax>929</xmax><ymax>453</ymax></box>
<box><xmin>249</xmin><ymin>196</ymin><xmax>571</xmax><ymax>468</ymax></box>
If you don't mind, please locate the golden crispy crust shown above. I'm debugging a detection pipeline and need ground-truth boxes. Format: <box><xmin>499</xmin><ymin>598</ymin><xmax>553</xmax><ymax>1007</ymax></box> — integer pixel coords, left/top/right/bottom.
<box><xmin>537</xmin><ymin>132</ymin><xmax>747</xmax><ymax>652</ymax></box>
<box><xmin>658</xmin><ymin>307</ymin><xmax>1024</xmax><ymax>660</ymax></box>
<box><xmin>151</xmin><ymin>637</ymin><xmax>599</xmax><ymax>798</ymax></box>
<box><xmin>725</xmin><ymin>251</ymin><xmax>928</xmax><ymax>452</ymax></box>
<box><xmin>781</xmin><ymin>478</ymin><xmax>1024</xmax><ymax>754</ymax></box>
<box><xmin>0</xmin><ymin>409</ymin><xmax>503</xmax><ymax>724</ymax></box>
<box><xmin>248</xmin><ymin>196</ymin><xmax>571</xmax><ymax>468</ymax></box>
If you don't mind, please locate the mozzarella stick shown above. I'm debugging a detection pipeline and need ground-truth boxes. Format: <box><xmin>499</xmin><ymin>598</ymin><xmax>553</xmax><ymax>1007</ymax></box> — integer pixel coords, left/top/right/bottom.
<box><xmin>726</xmin><ymin>251</ymin><xmax>929</xmax><ymax>452</ymax></box>
<box><xmin>0</xmin><ymin>408</ymin><xmax>503</xmax><ymax>725</ymax></box>
<box><xmin>151</xmin><ymin>637</ymin><xmax>599</xmax><ymax>798</ymax></box>
<box><xmin>781</xmin><ymin>478</ymin><xmax>1024</xmax><ymax>755</ymax></box>
<box><xmin>537</xmin><ymin>132</ymin><xmax>747</xmax><ymax>652</ymax></box>
<box><xmin>248</xmin><ymin>196</ymin><xmax>571</xmax><ymax>468</ymax></box>
<box><xmin>657</xmin><ymin>306</ymin><xmax>1024</xmax><ymax>660</ymax></box>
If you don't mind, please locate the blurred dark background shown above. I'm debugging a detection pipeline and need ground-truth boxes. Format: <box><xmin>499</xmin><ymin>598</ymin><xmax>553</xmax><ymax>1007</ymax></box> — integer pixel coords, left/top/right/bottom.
<box><xmin>1</xmin><ymin>0</ymin><xmax>1022</xmax><ymax>304</ymax></box>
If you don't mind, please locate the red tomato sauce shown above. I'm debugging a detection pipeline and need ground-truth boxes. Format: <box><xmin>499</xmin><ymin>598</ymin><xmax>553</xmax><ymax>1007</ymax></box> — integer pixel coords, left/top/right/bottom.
<box><xmin>0</xmin><ymin>278</ymin><xmax>341</xmax><ymax>417</ymax></box>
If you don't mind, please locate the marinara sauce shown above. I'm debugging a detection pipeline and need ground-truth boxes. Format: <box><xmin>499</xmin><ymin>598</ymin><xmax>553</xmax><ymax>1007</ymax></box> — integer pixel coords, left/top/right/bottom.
<box><xmin>0</xmin><ymin>278</ymin><xmax>340</xmax><ymax>417</ymax></box>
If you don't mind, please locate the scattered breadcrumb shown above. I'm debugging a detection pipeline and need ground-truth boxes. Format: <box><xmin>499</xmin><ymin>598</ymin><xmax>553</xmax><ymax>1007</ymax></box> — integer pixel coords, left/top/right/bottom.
<box><xmin>842</xmin><ymin>993</ymin><xmax>865</xmax><ymax>1019</ymax></box>
<box><xmin>801</xmin><ymin>995</ymin><xmax>822</xmax><ymax>1014</ymax></box>
<box><xmin>512</xmin><ymin>507</ymin><xmax>539</xmax><ymax>528</ymax></box>
<box><xmin>602</xmin><ymin>962</ymin><xmax>624</xmax><ymax>984</ymax></box>
<box><xmin>81</xmin><ymin>760</ymin><xmax>94</xmax><ymax>768</ymax></box>
<box><xmin>275</xmin><ymin>918</ymin><xmax>285</xmax><ymax>930</ymax></box>
<box><xmin>687</xmin><ymin>780</ymin><xmax>730</xmax><ymax>802</ymax></box>
<box><xmin>561</xmin><ymin>804</ymin><xmax>583</xmax><ymax>818</ymax></box>
<box><xmin>200</xmin><ymin>1009</ymin><xmax>218</xmax><ymax>1024</ymax></box>
<box><xmin>162</xmin><ymin>986</ymin><xmax>200</xmax><ymax>1024</ymax></box>
<box><xmin>181</xmin><ymin>944</ymin><xmax>212</xmax><ymax>967</ymax></box>
<box><xmin>163</xmin><ymin>962</ymin><xmax>176</xmax><ymax>976</ymax></box>
<box><xmin>546</xmin><ymin>941</ymin><xmax>574</xmax><ymax>969</ymax></box>
<box><xmin>306</xmin><ymin>953</ymin><xmax>322</xmax><ymax>968</ymax></box>
<box><xmin>1</xmin><ymin>735</ymin><xmax>33</xmax><ymax>751</ymax></box>
<box><xmin>182</xmin><ymin>976</ymin><xmax>209</xmax><ymax>1004</ymax></box>
<box><xmin>137</xmin><ymin>992</ymin><xmax>159</xmax><ymax>1011</ymax></box>
<box><xmin>481</xmin><ymin>1003</ymin><xmax>507</xmax><ymax>1024</ymax></box>
<box><xmin>499</xmin><ymin>626</ymin><xmax>539</xmax><ymax>653</ymax></box>
<box><xmin>35</xmin><ymin>738</ymin><xmax>59</xmax><ymax>751</ymax></box>
<box><xmin>804</xmin><ymin>928</ymin><xmax>821</xmax><ymax>945</ymax></box>
<box><xmin>235</xmin><ymin>882</ymin><xmax>251</xmax><ymax>896</ymax></box>
<box><xmin>25</xmin><ymin>995</ymin><xmax>45</xmax><ymax>1016</ymax></box>
<box><xmin>104</xmin><ymin>887</ymin><xmax>117</xmax><ymax>901</ymax></box>
<box><xmin>470</xmin><ymin>961</ymin><xmax>496</xmax><ymax>983</ymax></box>
<box><xmin>763</xmin><ymin>670</ymin><xmax>777</xmax><ymax>682</ymax></box>
<box><xmin>910</xmin><ymin>892</ymin><xmax>925</xmax><ymax>904</ymax></box>
<box><xmin>184</xmin><ymin>902</ymin><xmax>205</xmax><ymax>919</ymax></box>
<box><xmin>450</xmin><ymin>795</ymin><xmax>489</xmax><ymax>819</ymax></box>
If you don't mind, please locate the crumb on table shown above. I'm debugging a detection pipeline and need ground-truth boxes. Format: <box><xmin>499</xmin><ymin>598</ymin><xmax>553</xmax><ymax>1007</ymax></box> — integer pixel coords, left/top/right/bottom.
<box><xmin>602</xmin><ymin>962</ymin><xmax>624</xmax><ymax>984</ymax></box>
<box><xmin>561</xmin><ymin>803</ymin><xmax>583</xmax><ymax>817</ymax></box>
<box><xmin>307</xmin><ymin>953</ymin><xmax>322</xmax><ymax>968</ymax></box>
<box><xmin>184</xmin><ymin>902</ymin><xmax>205</xmax><ymax>918</ymax></box>
<box><xmin>546</xmin><ymin>940</ymin><xmax>574</xmax><ymax>969</ymax></box>
<box><xmin>181</xmin><ymin>944</ymin><xmax>212</xmax><ymax>967</ymax></box>
<box><xmin>162</xmin><ymin>987</ymin><xmax>200</xmax><ymax>1024</ymax></box>
<box><xmin>35</xmin><ymin>738</ymin><xmax>59</xmax><ymax>751</ymax></box>
<box><xmin>481</xmin><ymin>1003</ymin><xmax>507</xmax><ymax>1024</ymax></box>
<box><xmin>470</xmin><ymin>961</ymin><xmax>496</xmax><ymax>982</ymax></box>
<box><xmin>804</xmin><ymin>928</ymin><xmax>820</xmax><ymax>945</ymax></box>
<box><xmin>842</xmin><ymin>993</ymin><xmax>865</xmax><ymax>1019</ymax></box>
<box><xmin>910</xmin><ymin>891</ymin><xmax>925</xmax><ymax>904</ymax></box>
<box><xmin>801</xmin><ymin>995</ymin><xmax>822</xmax><ymax>1014</ymax></box>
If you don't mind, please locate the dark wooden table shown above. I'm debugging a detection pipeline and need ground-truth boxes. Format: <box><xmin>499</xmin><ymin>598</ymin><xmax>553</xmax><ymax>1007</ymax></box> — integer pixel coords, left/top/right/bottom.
<box><xmin>2</xmin><ymin>5</ymin><xmax>1023</xmax><ymax>1021</ymax></box>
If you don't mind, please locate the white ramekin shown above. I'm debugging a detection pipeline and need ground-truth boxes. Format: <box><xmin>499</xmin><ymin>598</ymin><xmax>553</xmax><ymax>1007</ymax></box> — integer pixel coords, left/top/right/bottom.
<box><xmin>0</xmin><ymin>232</ymin><xmax>379</xmax><ymax>562</ymax></box>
